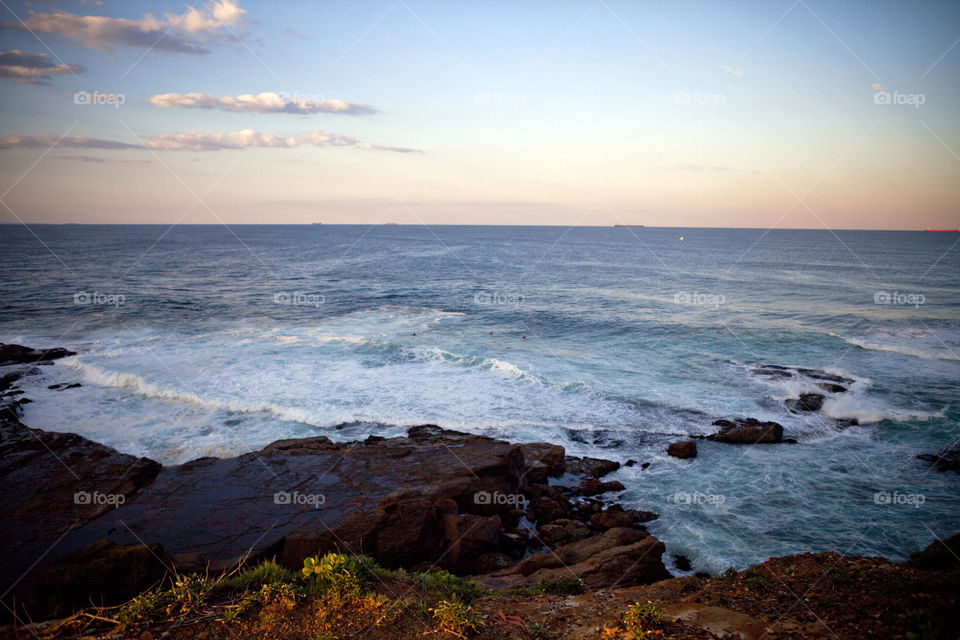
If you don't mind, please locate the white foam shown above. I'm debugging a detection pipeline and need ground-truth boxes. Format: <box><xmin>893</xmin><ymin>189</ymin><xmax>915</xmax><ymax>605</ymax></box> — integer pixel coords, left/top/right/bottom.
<box><xmin>821</xmin><ymin>394</ymin><xmax>946</xmax><ymax>424</ymax></box>
<box><xmin>832</xmin><ymin>333</ymin><xmax>960</xmax><ymax>361</ymax></box>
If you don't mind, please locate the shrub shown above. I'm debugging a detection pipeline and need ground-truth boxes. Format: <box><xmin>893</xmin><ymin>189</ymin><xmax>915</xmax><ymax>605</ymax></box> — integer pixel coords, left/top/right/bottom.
<box><xmin>417</xmin><ymin>570</ymin><xmax>486</xmax><ymax>603</ymax></box>
<box><xmin>116</xmin><ymin>589</ymin><xmax>171</xmax><ymax>626</ymax></box>
<box><xmin>742</xmin><ymin>568</ymin><xmax>769</xmax><ymax>591</ymax></box>
<box><xmin>168</xmin><ymin>573</ymin><xmax>211</xmax><ymax>618</ymax></box>
<box><xmin>430</xmin><ymin>596</ymin><xmax>482</xmax><ymax>637</ymax></box>
<box><xmin>219</xmin><ymin>560</ymin><xmax>295</xmax><ymax>592</ymax></box>
<box><xmin>623</xmin><ymin>600</ymin><xmax>662</xmax><ymax>632</ymax></box>
<box><xmin>301</xmin><ymin>553</ymin><xmax>364</xmax><ymax>595</ymax></box>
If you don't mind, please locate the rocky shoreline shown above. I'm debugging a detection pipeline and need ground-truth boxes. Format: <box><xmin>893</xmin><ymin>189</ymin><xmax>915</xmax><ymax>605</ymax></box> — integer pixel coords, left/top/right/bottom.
<box><xmin>2</xmin><ymin>343</ymin><xmax>958</xmax><ymax>639</ymax></box>
<box><xmin>1</xmin><ymin>343</ymin><xmax>673</xmax><ymax>621</ymax></box>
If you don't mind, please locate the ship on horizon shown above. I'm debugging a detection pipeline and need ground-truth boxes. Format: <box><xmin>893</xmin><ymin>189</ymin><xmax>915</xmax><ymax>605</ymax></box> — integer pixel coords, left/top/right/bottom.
<box><xmin>614</xmin><ymin>224</ymin><xmax>644</xmax><ymax>228</ymax></box>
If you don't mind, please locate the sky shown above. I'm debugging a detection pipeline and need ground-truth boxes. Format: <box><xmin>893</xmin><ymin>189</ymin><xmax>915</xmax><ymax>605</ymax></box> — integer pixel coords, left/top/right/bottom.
<box><xmin>0</xmin><ymin>0</ymin><xmax>958</xmax><ymax>228</ymax></box>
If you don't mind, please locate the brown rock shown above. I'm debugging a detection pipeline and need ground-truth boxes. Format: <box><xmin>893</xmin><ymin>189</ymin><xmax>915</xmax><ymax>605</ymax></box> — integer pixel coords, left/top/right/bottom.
<box><xmin>15</xmin><ymin>540</ymin><xmax>170</xmax><ymax>621</ymax></box>
<box><xmin>707</xmin><ymin>418</ymin><xmax>783</xmax><ymax>444</ymax></box>
<box><xmin>574</xmin><ymin>478</ymin><xmax>626</xmax><ymax>496</ymax></box>
<box><xmin>510</xmin><ymin>527</ymin><xmax>667</xmax><ymax>589</ymax></box>
<box><xmin>591</xmin><ymin>508</ymin><xmax>634</xmax><ymax>530</ymax></box>
<box><xmin>537</xmin><ymin>518</ymin><xmax>591</xmax><ymax>548</ymax></box>
<box><xmin>667</xmin><ymin>440</ymin><xmax>697</xmax><ymax>459</ymax></box>
<box><xmin>565</xmin><ymin>456</ymin><xmax>621</xmax><ymax>478</ymax></box>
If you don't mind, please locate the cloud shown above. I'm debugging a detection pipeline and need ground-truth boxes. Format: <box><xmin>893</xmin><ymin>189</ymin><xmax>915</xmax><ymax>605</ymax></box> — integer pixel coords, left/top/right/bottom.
<box><xmin>720</xmin><ymin>65</ymin><xmax>743</xmax><ymax>77</ymax></box>
<box><xmin>362</xmin><ymin>143</ymin><xmax>423</xmax><ymax>153</ymax></box>
<box><xmin>871</xmin><ymin>83</ymin><xmax>886</xmax><ymax>91</ymax></box>
<box><xmin>148</xmin><ymin>91</ymin><xmax>377</xmax><ymax>115</ymax></box>
<box><xmin>0</xmin><ymin>49</ymin><xmax>83</xmax><ymax>83</ymax></box>
<box><xmin>0</xmin><ymin>135</ymin><xmax>140</xmax><ymax>149</ymax></box>
<box><xmin>2</xmin><ymin>0</ymin><xmax>245</xmax><ymax>54</ymax></box>
<box><xmin>0</xmin><ymin>129</ymin><xmax>421</xmax><ymax>153</ymax></box>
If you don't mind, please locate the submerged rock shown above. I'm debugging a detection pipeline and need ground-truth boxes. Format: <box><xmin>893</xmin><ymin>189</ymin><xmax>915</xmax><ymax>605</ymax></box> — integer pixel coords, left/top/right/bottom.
<box><xmin>787</xmin><ymin>393</ymin><xmax>825</xmax><ymax>412</ymax></box>
<box><xmin>917</xmin><ymin>448</ymin><xmax>960</xmax><ymax>473</ymax></box>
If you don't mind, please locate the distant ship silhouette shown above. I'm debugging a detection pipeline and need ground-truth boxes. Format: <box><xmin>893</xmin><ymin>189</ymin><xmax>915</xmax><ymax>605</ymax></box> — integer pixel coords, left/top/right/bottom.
<box><xmin>613</xmin><ymin>224</ymin><xmax>644</xmax><ymax>228</ymax></box>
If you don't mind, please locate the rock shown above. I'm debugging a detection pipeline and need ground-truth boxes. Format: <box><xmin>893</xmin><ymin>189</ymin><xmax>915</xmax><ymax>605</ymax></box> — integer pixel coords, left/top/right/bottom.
<box><xmin>501</xmin><ymin>527</ymin><xmax>667</xmax><ymax>589</ymax></box>
<box><xmin>0</xmin><ymin>414</ymin><xmax>162</xmax><ymax>594</ymax></box>
<box><xmin>787</xmin><ymin>393</ymin><xmax>825</xmax><ymax>412</ymax></box>
<box><xmin>14</xmin><ymin>540</ymin><xmax>170</xmax><ymax>621</ymax></box>
<box><xmin>591</xmin><ymin>508</ymin><xmax>635</xmax><ymax>530</ymax></box>
<box><xmin>907</xmin><ymin>532</ymin><xmax>960</xmax><ymax>570</ymax></box>
<box><xmin>0</xmin><ymin>343</ymin><xmax>76</xmax><ymax>366</ymax></box>
<box><xmin>2</xmin><ymin>423</ymin><xmax>544</xmax><ymax>618</ymax></box>
<box><xmin>707</xmin><ymin>418</ymin><xmax>783</xmax><ymax>444</ymax></box>
<box><xmin>667</xmin><ymin>440</ymin><xmax>697</xmax><ymax>459</ymax></box>
<box><xmin>673</xmin><ymin>554</ymin><xmax>692</xmax><ymax>571</ymax></box>
<box><xmin>512</xmin><ymin>443</ymin><xmax>566</xmax><ymax>481</ymax></box>
<box><xmin>641</xmin><ymin>462</ymin><xmax>651</xmax><ymax>469</ymax></box>
<box><xmin>474</xmin><ymin>552</ymin><xmax>515</xmax><ymax>573</ymax></box>
<box><xmin>446</xmin><ymin>514</ymin><xmax>502</xmax><ymax>572</ymax></box>
<box><xmin>573</xmin><ymin>478</ymin><xmax>626</xmax><ymax>496</ymax></box>
<box><xmin>625</xmin><ymin>509</ymin><xmax>658</xmax><ymax>523</ymax></box>
<box><xmin>816</xmin><ymin>382</ymin><xmax>847</xmax><ymax>394</ymax></box>
<box><xmin>564</xmin><ymin>456</ymin><xmax>620</xmax><ymax>479</ymax></box>
<box><xmin>528</xmin><ymin>494</ymin><xmax>572</xmax><ymax>523</ymax></box>
<box><xmin>624</xmin><ymin>459</ymin><xmax>637</xmax><ymax>467</ymax></box>
<box><xmin>537</xmin><ymin>518</ymin><xmax>591</xmax><ymax>548</ymax></box>
<box><xmin>916</xmin><ymin>448</ymin><xmax>960</xmax><ymax>473</ymax></box>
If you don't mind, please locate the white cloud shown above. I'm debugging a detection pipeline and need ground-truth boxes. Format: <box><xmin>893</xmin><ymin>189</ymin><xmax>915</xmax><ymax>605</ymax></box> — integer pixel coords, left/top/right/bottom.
<box><xmin>148</xmin><ymin>91</ymin><xmax>377</xmax><ymax>115</ymax></box>
<box><xmin>0</xmin><ymin>129</ymin><xmax>420</xmax><ymax>153</ymax></box>
<box><xmin>0</xmin><ymin>135</ymin><xmax>140</xmax><ymax>149</ymax></box>
<box><xmin>720</xmin><ymin>65</ymin><xmax>743</xmax><ymax>77</ymax></box>
<box><xmin>2</xmin><ymin>1</ymin><xmax>245</xmax><ymax>54</ymax></box>
<box><xmin>362</xmin><ymin>143</ymin><xmax>423</xmax><ymax>153</ymax></box>
<box><xmin>0</xmin><ymin>49</ymin><xmax>83</xmax><ymax>83</ymax></box>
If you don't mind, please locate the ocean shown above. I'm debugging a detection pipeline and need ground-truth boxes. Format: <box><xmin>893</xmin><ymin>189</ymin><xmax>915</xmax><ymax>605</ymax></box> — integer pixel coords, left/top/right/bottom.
<box><xmin>1</xmin><ymin>224</ymin><xmax>958</xmax><ymax>574</ymax></box>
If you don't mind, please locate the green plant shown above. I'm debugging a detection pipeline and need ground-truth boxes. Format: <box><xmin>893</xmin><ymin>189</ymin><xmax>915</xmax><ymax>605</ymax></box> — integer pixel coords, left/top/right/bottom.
<box><xmin>116</xmin><ymin>589</ymin><xmax>171</xmax><ymax>626</ymax></box>
<box><xmin>168</xmin><ymin>573</ymin><xmax>211</xmax><ymax>618</ymax></box>
<box><xmin>302</xmin><ymin>552</ymin><xmax>359</xmax><ymax>579</ymax></box>
<box><xmin>301</xmin><ymin>552</ymin><xmax>365</xmax><ymax>595</ymax></box>
<box><xmin>528</xmin><ymin>621</ymin><xmax>553</xmax><ymax>638</ymax></box>
<box><xmin>417</xmin><ymin>569</ymin><xmax>486</xmax><ymax>603</ymax></box>
<box><xmin>430</xmin><ymin>596</ymin><xmax>482</xmax><ymax>637</ymax></box>
<box><xmin>219</xmin><ymin>560</ymin><xmax>295</xmax><ymax>592</ymax></box>
<box><xmin>742</xmin><ymin>568</ymin><xmax>769</xmax><ymax>591</ymax></box>
<box><xmin>623</xmin><ymin>600</ymin><xmax>662</xmax><ymax>634</ymax></box>
<box><xmin>718</xmin><ymin>567</ymin><xmax>738</xmax><ymax>580</ymax></box>
<box><xmin>536</xmin><ymin>575</ymin><xmax>585</xmax><ymax>596</ymax></box>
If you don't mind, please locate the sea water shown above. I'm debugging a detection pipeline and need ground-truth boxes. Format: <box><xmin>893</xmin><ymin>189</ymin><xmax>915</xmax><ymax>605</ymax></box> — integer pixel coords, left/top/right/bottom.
<box><xmin>1</xmin><ymin>224</ymin><xmax>957</xmax><ymax>573</ymax></box>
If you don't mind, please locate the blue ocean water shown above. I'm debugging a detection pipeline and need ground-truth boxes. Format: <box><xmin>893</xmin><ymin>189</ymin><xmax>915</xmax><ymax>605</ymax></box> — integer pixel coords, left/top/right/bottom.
<box><xmin>1</xmin><ymin>224</ymin><xmax>958</xmax><ymax>573</ymax></box>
